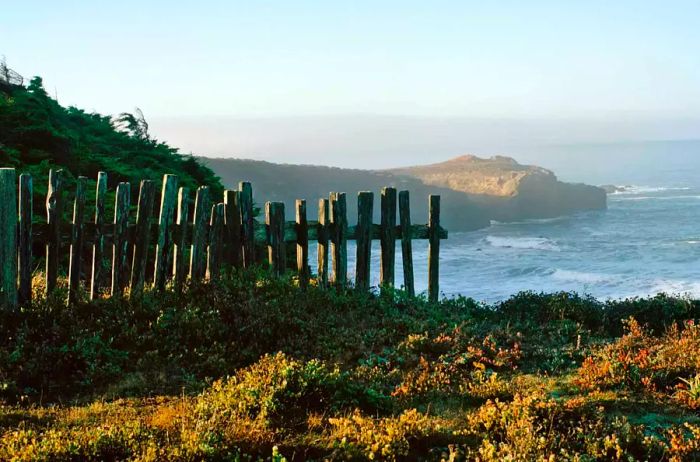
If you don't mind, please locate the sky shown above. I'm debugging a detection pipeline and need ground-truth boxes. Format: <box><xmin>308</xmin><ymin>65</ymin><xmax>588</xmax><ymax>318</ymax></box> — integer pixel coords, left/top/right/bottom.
<box><xmin>3</xmin><ymin>1</ymin><xmax>700</xmax><ymax>171</ymax></box>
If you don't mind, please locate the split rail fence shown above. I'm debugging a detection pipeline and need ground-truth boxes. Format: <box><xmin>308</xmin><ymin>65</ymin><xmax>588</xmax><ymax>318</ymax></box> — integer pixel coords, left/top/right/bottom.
<box><xmin>0</xmin><ymin>168</ymin><xmax>447</xmax><ymax>309</ymax></box>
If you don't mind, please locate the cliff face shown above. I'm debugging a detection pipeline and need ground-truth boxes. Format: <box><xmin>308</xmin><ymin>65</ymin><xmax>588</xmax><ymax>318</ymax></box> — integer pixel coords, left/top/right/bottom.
<box><xmin>390</xmin><ymin>155</ymin><xmax>607</xmax><ymax>222</ymax></box>
<box><xmin>204</xmin><ymin>154</ymin><xmax>606</xmax><ymax>232</ymax></box>
<box><xmin>391</xmin><ymin>155</ymin><xmax>552</xmax><ymax>197</ymax></box>
<box><xmin>203</xmin><ymin>158</ymin><xmax>492</xmax><ymax>231</ymax></box>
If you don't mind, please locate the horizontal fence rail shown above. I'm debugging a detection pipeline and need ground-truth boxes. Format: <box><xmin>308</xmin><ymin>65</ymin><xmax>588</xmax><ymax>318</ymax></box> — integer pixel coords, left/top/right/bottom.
<box><xmin>0</xmin><ymin>168</ymin><xmax>448</xmax><ymax>308</ymax></box>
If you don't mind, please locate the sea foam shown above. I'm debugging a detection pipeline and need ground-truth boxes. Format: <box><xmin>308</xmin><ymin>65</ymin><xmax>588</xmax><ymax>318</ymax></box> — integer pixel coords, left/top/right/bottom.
<box><xmin>485</xmin><ymin>236</ymin><xmax>560</xmax><ymax>251</ymax></box>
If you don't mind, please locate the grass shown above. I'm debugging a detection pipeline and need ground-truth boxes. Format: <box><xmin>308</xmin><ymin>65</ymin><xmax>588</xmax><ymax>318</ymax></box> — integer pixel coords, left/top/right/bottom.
<box><xmin>1</xmin><ymin>269</ymin><xmax>700</xmax><ymax>460</ymax></box>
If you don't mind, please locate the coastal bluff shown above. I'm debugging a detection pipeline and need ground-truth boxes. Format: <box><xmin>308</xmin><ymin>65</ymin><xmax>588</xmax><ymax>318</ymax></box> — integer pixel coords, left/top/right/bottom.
<box><xmin>390</xmin><ymin>155</ymin><xmax>607</xmax><ymax>223</ymax></box>
<box><xmin>205</xmin><ymin>155</ymin><xmax>606</xmax><ymax>231</ymax></box>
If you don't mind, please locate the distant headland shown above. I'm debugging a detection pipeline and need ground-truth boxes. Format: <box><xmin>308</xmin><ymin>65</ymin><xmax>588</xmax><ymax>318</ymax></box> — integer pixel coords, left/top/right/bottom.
<box><xmin>205</xmin><ymin>154</ymin><xmax>607</xmax><ymax>231</ymax></box>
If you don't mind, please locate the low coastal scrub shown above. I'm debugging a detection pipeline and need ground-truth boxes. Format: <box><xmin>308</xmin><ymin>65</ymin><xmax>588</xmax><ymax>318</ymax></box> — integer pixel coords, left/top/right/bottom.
<box><xmin>1</xmin><ymin>271</ymin><xmax>700</xmax><ymax>460</ymax></box>
<box><xmin>577</xmin><ymin>318</ymin><xmax>700</xmax><ymax>408</ymax></box>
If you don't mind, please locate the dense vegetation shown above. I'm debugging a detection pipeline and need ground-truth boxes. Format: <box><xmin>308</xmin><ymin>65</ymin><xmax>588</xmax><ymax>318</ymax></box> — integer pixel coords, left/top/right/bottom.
<box><xmin>1</xmin><ymin>63</ymin><xmax>698</xmax><ymax>460</ymax></box>
<box><xmin>1</xmin><ymin>271</ymin><xmax>699</xmax><ymax>460</ymax></box>
<box><xmin>0</xmin><ymin>66</ymin><xmax>223</xmax><ymax>208</ymax></box>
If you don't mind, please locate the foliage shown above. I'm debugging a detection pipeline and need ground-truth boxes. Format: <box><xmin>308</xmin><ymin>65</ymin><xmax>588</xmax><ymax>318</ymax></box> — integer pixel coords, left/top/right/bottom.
<box><xmin>1</xmin><ymin>273</ymin><xmax>700</xmax><ymax>459</ymax></box>
<box><xmin>195</xmin><ymin>352</ymin><xmax>369</xmax><ymax>438</ymax></box>
<box><xmin>0</xmin><ymin>73</ymin><xmax>223</xmax><ymax>211</ymax></box>
<box><xmin>576</xmin><ymin>318</ymin><xmax>700</xmax><ymax>408</ymax></box>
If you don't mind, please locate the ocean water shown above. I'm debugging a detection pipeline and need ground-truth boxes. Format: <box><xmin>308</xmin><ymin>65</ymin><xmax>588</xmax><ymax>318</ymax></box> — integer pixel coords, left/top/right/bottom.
<box><xmin>314</xmin><ymin>143</ymin><xmax>700</xmax><ymax>302</ymax></box>
<box><xmin>339</xmin><ymin>184</ymin><xmax>700</xmax><ymax>303</ymax></box>
<box><xmin>431</xmin><ymin>184</ymin><xmax>700</xmax><ymax>302</ymax></box>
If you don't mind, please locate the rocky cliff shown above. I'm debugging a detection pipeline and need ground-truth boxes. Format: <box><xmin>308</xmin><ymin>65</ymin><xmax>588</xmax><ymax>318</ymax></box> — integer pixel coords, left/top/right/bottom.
<box><xmin>203</xmin><ymin>158</ymin><xmax>492</xmax><ymax>231</ymax></box>
<box><xmin>390</xmin><ymin>155</ymin><xmax>607</xmax><ymax>222</ymax></box>
<box><xmin>204</xmin><ymin>155</ymin><xmax>606</xmax><ymax>232</ymax></box>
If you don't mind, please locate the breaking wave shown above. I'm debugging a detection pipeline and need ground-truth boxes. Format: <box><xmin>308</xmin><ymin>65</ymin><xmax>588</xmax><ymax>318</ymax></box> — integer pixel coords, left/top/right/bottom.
<box><xmin>485</xmin><ymin>236</ymin><xmax>560</xmax><ymax>251</ymax></box>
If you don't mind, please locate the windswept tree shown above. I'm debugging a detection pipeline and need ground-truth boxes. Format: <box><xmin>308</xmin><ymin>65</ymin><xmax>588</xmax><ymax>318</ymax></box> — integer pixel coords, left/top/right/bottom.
<box><xmin>114</xmin><ymin>107</ymin><xmax>151</xmax><ymax>142</ymax></box>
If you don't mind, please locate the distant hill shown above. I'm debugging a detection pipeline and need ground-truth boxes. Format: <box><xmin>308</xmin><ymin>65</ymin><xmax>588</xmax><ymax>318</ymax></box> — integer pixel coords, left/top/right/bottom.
<box><xmin>390</xmin><ymin>155</ymin><xmax>607</xmax><ymax>223</ymax></box>
<box><xmin>204</xmin><ymin>155</ymin><xmax>606</xmax><ymax>231</ymax></box>
<box><xmin>0</xmin><ymin>65</ymin><xmax>223</xmax><ymax>212</ymax></box>
<box><xmin>203</xmin><ymin>158</ymin><xmax>491</xmax><ymax>231</ymax></box>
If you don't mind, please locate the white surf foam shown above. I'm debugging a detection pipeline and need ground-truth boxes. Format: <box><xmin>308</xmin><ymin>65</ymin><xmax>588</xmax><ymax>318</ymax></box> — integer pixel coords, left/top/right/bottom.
<box><xmin>610</xmin><ymin>185</ymin><xmax>692</xmax><ymax>195</ymax></box>
<box><xmin>485</xmin><ymin>236</ymin><xmax>560</xmax><ymax>251</ymax></box>
<box><xmin>490</xmin><ymin>216</ymin><xmax>566</xmax><ymax>226</ymax></box>
<box><xmin>551</xmin><ymin>269</ymin><xmax>611</xmax><ymax>285</ymax></box>
<box><xmin>612</xmin><ymin>194</ymin><xmax>700</xmax><ymax>202</ymax></box>
<box><xmin>647</xmin><ymin>279</ymin><xmax>700</xmax><ymax>298</ymax></box>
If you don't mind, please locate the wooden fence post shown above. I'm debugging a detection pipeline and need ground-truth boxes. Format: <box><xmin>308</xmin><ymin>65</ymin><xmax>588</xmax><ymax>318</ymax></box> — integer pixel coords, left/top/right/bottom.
<box><xmin>154</xmin><ymin>174</ymin><xmax>178</xmax><ymax>291</ymax></box>
<box><xmin>330</xmin><ymin>192</ymin><xmax>347</xmax><ymax>287</ymax></box>
<box><xmin>399</xmin><ymin>190</ymin><xmax>415</xmax><ymax>297</ymax></box>
<box><xmin>173</xmin><ymin>187</ymin><xmax>190</xmax><ymax>290</ymax></box>
<box><xmin>90</xmin><ymin>172</ymin><xmax>107</xmax><ymax>300</ymax></box>
<box><xmin>295</xmin><ymin>199</ymin><xmax>309</xmax><ymax>288</ymax></box>
<box><xmin>0</xmin><ymin>168</ymin><xmax>17</xmax><ymax>309</ymax></box>
<box><xmin>130</xmin><ymin>180</ymin><xmax>156</xmax><ymax>295</ymax></box>
<box><xmin>266</xmin><ymin>202</ymin><xmax>286</xmax><ymax>276</ymax></box>
<box><xmin>239</xmin><ymin>182</ymin><xmax>255</xmax><ymax>268</ymax></box>
<box><xmin>317</xmin><ymin>198</ymin><xmax>329</xmax><ymax>286</ymax></box>
<box><xmin>355</xmin><ymin>191</ymin><xmax>373</xmax><ymax>291</ymax></box>
<box><xmin>67</xmin><ymin>176</ymin><xmax>87</xmax><ymax>304</ymax></box>
<box><xmin>111</xmin><ymin>182</ymin><xmax>131</xmax><ymax>297</ymax></box>
<box><xmin>190</xmin><ymin>186</ymin><xmax>211</xmax><ymax>281</ymax></box>
<box><xmin>380</xmin><ymin>187</ymin><xmax>397</xmax><ymax>289</ymax></box>
<box><xmin>18</xmin><ymin>173</ymin><xmax>32</xmax><ymax>304</ymax></box>
<box><xmin>224</xmin><ymin>190</ymin><xmax>242</xmax><ymax>270</ymax></box>
<box><xmin>46</xmin><ymin>169</ymin><xmax>65</xmax><ymax>294</ymax></box>
<box><xmin>428</xmin><ymin>195</ymin><xmax>441</xmax><ymax>302</ymax></box>
<box><xmin>207</xmin><ymin>203</ymin><xmax>225</xmax><ymax>280</ymax></box>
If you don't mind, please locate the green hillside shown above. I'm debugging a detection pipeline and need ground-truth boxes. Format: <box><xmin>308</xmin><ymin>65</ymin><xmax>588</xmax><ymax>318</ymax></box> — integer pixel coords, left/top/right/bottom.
<box><xmin>0</xmin><ymin>64</ymin><xmax>223</xmax><ymax>205</ymax></box>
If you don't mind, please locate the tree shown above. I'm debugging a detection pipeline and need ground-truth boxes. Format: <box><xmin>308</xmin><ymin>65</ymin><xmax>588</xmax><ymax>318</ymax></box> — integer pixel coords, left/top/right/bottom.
<box><xmin>114</xmin><ymin>107</ymin><xmax>151</xmax><ymax>142</ymax></box>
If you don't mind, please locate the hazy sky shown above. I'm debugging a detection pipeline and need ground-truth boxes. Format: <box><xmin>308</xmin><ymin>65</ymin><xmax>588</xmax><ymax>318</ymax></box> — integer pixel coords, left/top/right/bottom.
<box><xmin>4</xmin><ymin>1</ymin><xmax>700</xmax><ymax>169</ymax></box>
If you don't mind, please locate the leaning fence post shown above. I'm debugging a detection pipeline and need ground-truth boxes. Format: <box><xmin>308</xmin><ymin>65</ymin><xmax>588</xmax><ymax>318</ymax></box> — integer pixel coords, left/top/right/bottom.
<box><xmin>0</xmin><ymin>168</ymin><xmax>18</xmax><ymax>309</ymax></box>
<box><xmin>190</xmin><ymin>186</ymin><xmax>211</xmax><ymax>281</ymax></box>
<box><xmin>130</xmin><ymin>180</ymin><xmax>156</xmax><ymax>295</ymax></box>
<box><xmin>67</xmin><ymin>176</ymin><xmax>87</xmax><ymax>304</ymax></box>
<box><xmin>46</xmin><ymin>169</ymin><xmax>65</xmax><ymax>294</ymax></box>
<box><xmin>239</xmin><ymin>182</ymin><xmax>255</xmax><ymax>268</ymax></box>
<box><xmin>380</xmin><ymin>187</ymin><xmax>397</xmax><ymax>289</ymax></box>
<box><xmin>18</xmin><ymin>173</ymin><xmax>32</xmax><ymax>304</ymax></box>
<box><xmin>154</xmin><ymin>174</ymin><xmax>178</xmax><ymax>291</ymax></box>
<box><xmin>266</xmin><ymin>202</ymin><xmax>286</xmax><ymax>276</ymax></box>
<box><xmin>90</xmin><ymin>172</ymin><xmax>108</xmax><ymax>300</ymax></box>
<box><xmin>295</xmin><ymin>199</ymin><xmax>309</xmax><ymax>288</ymax></box>
<box><xmin>224</xmin><ymin>190</ymin><xmax>242</xmax><ymax>271</ymax></box>
<box><xmin>173</xmin><ymin>187</ymin><xmax>190</xmax><ymax>290</ymax></box>
<box><xmin>330</xmin><ymin>192</ymin><xmax>348</xmax><ymax>287</ymax></box>
<box><xmin>399</xmin><ymin>190</ymin><xmax>415</xmax><ymax>297</ymax></box>
<box><xmin>207</xmin><ymin>203</ymin><xmax>225</xmax><ymax>280</ymax></box>
<box><xmin>317</xmin><ymin>198</ymin><xmax>330</xmax><ymax>286</ymax></box>
<box><xmin>428</xmin><ymin>195</ymin><xmax>441</xmax><ymax>302</ymax></box>
<box><xmin>355</xmin><ymin>191</ymin><xmax>373</xmax><ymax>291</ymax></box>
<box><xmin>111</xmin><ymin>182</ymin><xmax>131</xmax><ymax>297</ymax></box>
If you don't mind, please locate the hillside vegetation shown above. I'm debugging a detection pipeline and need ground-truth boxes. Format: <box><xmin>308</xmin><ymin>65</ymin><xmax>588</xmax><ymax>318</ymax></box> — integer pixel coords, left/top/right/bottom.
<box><xmin>0</xmin><ymin>66</ymin><xmax>223</xmax><ymax>208</ymax></box>
<box><xmin>1</xmin><ymin>271</ymin><xmax>699</xmax><ymax>460</ymax></box>
<box><xmin>1</xmin><ymin>65</ymin><xmax>697</xmax><ymax>461</ymax></box>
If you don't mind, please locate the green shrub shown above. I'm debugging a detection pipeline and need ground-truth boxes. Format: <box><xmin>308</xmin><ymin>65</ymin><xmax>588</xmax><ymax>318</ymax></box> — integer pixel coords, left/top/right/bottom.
<box><xmin>196</xmin><ymin>353</ymin><xmax>347</xmax><ymax>433</ymax></box>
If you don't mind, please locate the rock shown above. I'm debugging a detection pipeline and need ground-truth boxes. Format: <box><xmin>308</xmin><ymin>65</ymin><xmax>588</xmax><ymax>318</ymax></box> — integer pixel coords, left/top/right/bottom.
<box><xmin>204</xmin><ymin>154</ymin><xmax>606</xmax><ymax>232</ymax></box>
<box><xmin>390</xmin><ymin>155</ymin><xmax>607</xmax><ymax>223</ymax></box>
<box><xmin>600</xmin><ymin>184</ymin><xmax>629</xmax><ymax>194</ymax></box>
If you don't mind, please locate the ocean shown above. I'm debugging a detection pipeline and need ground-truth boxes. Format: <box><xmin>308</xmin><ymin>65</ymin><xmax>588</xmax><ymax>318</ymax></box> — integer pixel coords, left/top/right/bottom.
<box><xmin>322</xmin><ymin>141</ymin><xmax>700</xmax><ymax>302</ymax></box>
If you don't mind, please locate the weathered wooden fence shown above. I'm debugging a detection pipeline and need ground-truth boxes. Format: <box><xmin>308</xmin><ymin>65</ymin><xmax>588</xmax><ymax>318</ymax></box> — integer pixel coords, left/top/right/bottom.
<box><xmin>0</xmin><ymin>168</ymin><xmax>447</xmax><ymax>309</ymax></box>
